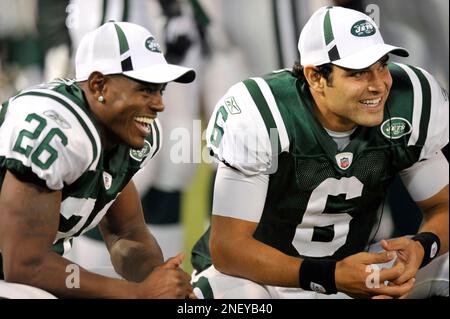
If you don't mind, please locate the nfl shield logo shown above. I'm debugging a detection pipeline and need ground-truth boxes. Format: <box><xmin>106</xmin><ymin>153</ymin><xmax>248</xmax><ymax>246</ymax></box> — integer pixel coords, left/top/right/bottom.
<box><xmin>335</xmin><ymin>152</ymin><xmax>353</xmax><ymax>170</ymax></box>
<box><xmin>340</xmin><ymin>157</ymin><xmax>350</xmax><ymax>169</ymax></box>
<box><xmin>103</xmin><ymin>171</ymin><xmax>113</xmax><ymax>190</ymax></box>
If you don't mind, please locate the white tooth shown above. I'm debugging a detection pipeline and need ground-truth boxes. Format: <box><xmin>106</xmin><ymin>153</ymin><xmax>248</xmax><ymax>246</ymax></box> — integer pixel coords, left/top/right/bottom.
<box><xmin>135</xmin><ymin>117</ymin><xmax>154</xmax><ymax>125</ymax></box>
<box><xmin>361</xmin><ymin>98</ymin><xmax>381</xmax><ymax>105</ymax></box>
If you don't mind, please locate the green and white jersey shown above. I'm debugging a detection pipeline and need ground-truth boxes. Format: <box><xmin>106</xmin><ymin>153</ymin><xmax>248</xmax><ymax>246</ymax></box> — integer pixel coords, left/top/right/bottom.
<box><xmin>192</xmin><ymin>63</ymin><xmax>449</xmax><ymax>272</ymax></box>
<box><xmin>0</xmin><ymin>79</ymin><xmax>162</xmax><ymax>277</ymax></box>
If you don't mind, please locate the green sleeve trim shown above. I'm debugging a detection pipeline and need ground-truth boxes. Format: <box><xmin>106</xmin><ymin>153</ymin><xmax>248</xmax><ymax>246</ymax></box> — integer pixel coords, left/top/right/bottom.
<box><xmin>1</xmin><ymin>157</ymin><xmax>51</xmax><ymax>189</ymax></box>
<box><xmin>193</xmin><ymin>276</ymin><xmax>214</xmax><ymax>299</ymax></box>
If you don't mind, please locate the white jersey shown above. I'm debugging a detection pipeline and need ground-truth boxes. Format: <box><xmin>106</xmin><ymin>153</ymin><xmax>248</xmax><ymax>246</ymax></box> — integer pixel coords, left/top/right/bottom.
<box><xmin>0</xmin><ymin>79</ymin><xmax>162</xmax><ymax>263</ymax></box>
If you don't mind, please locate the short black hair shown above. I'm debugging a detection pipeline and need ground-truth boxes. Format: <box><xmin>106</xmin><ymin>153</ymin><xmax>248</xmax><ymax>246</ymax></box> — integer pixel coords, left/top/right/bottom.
<box><xmin>292</xmin><ymin>61</ymin><xmax>334</xmax><ymax>86</ymax></box>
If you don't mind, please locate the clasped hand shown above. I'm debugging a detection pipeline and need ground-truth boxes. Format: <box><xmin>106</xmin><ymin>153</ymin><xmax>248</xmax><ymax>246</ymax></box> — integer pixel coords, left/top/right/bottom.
<box><xmin>335</xmin><ymin>236</ymin><xmax>424</xmax><ymax>299</ymax></box>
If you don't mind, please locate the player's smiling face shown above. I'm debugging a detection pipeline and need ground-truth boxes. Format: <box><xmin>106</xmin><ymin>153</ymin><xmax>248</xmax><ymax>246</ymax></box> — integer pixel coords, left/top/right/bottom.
<box><xmin>97</xmin><ymin>75</ymin><xmax>166</xmax><ymax>150</ymax></box>
<box><xmin>319</xmin><ymin>56</ymin><xmax>392</xmax><ymax>131</ymax></box>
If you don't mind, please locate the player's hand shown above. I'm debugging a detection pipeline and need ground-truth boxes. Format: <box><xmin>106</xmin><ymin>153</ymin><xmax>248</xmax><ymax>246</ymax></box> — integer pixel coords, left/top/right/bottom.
<box><xmin>335</xmin><ymin>250</ymin><xmax>414</xmax><ymax>299</ymax></box>
<box><xmin>187</xmin><ymin>292</ymin><xmax>198</xmax><ymax>299</ymax></box>
<box><xmin>371</xmin><ymin>277</ymin><xmax>415</xmax><ymax>299</ymax></box>
<box><xmin>379</xmin><ymin>237</ymin><xmax>424</xmax><ymax>285</ymax></box>
<box><xmin>371</xmin><ymin>291</ymin><xmax>410</xmax><ymax>299</ymax></box>
<box><xmin>137</xmin><ymin>253</ymin><xmax>194</xmax><ymax>299</ymax></box>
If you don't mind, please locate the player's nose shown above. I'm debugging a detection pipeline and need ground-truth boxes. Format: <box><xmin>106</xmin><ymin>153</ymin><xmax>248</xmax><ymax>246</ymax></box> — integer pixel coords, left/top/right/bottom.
<box><xmin>368</xmin><ymin>70</ymin><xmax>389</xmax><ymax>93</ymax></box>
<box><xmin>148</xmin><ymin>94</ymin><xmax>165</xmax><ymax>113</ymax></box>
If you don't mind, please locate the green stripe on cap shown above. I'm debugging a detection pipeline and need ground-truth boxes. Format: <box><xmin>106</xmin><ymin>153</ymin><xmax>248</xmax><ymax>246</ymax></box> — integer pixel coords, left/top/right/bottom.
<box><xmin>324</xmin><ymin>8</ymin><xmax>340</xmax><ymax>61</ymax></box>
<box><xmin>113</xmin><ymin>23</ymin><xmax>130</xmax><ymax>55</ymax></box>
<box><xmin>113</xmin><ymin>23</ymin><xmax>133</xmax><ymax>71</ymax></box>
<box><xmin>324</xmin><ymin>9</ymin><xmax>334</xmax><ymax>45</ymax></box>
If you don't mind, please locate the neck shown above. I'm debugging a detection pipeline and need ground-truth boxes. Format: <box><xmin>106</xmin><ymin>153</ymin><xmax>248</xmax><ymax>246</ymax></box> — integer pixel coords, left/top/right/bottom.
<box><xmin>98</xmin><ymin>128</ymin><xmax>118</xmax><ymax>151</ymax></box>
<box><xmin>313</xmin><ymin>105</ymin><xmax>356</xmax><ymax>132</ymax></box>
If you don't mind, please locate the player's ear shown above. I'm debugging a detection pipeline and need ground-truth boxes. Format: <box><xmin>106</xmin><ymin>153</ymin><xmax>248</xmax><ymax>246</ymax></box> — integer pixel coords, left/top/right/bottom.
<box><xmin>87</xmin><ymin>72</ymin><xmax>107</xmax><ymax>96</ymax></box>
<box><xmin>304</xmin><ymin>65</ymin><xmax>325</xmax><ymax>93</ymax></box>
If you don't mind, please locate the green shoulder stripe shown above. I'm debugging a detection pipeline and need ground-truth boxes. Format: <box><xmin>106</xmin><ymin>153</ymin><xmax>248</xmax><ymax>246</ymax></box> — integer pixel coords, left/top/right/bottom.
<box><xmin>14</xmin><ymin>91</ymin><xmax>100</xmax><ymax>170</ymax></box>
<box><xmin>409</xmin><ymin>65</ymin><xmax>432</xmax><ymax>146</ymax></box>
<box><xmin>388</xmin><ymin>64</ymin><xmax>414</xmax><ymax>110</ymax></box>
<box><xmin>389</xmin><ymin>63</ymin><xmax>432</xmax><ymax>147</ymax></box>
<box><xmin>242</xmin><ymin>79</ymin><xmax>281</xmax><ymax>153</ymax></box>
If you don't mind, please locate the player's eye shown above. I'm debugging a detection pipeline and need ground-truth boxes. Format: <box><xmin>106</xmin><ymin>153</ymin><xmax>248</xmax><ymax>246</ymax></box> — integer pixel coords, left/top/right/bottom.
<box><xmin>141</xmin><ymin>84</ymin><xmax>166</xmax><ymax>95</ymax></box>
<box><xmin>141</xmin><ymin>87</ymin><xmax>157</xmax><ymax>94</ymax></box>
<box><xmin>350</xmin><ymin>71</ymin><xmax>366</xmax><ymax>78</ymax></box>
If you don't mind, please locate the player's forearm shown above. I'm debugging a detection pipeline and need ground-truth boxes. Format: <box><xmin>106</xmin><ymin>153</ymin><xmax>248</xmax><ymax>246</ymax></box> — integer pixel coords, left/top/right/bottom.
<box><xmin>419</xmin><ymin>203</ymin><xmax>449</xmax><ymax>254</ymax></box>
<box><xmin>102</xmin><ymin>218</ymin><xmax>165</xmax><ymax>282</ymax></box>
<box><xmin>4</xmin><ymin>251</ymin><xmax>136</xmax><ymax>298</ymax></box>
<box><xmin>416</xmin><ymin>184</ymin><xmax>449</xmax><ymax>254</ymax></box>
<box><xmin>211</xmin><ymin>236</ymin><xmax>301</xmax><ymax>287</ymax></box>
<box><xmin>109</xmin><ymin>237</ymin><xmax>164</xmax><ymax>282</ymax></box>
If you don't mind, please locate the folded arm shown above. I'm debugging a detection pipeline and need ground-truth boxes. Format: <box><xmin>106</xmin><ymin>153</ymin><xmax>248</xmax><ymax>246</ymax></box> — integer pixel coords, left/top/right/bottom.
<box><xmin>100</xmin><ymin>180</ymin><xmax>164</xmax><ymax>282</ymax></box>
<box><xmin>0</xmin><ymin>170</ymin><xmax>135</xmax><ymax>298</ymax></box>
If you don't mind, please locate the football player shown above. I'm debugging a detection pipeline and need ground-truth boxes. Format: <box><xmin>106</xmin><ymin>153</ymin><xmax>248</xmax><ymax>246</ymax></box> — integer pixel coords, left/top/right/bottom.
<box><xmin>0</xmin><ymin>21</ymin><xmax>196</xmax><ymax>298</ymax></box>
<box><xmin>191</xmin><ymin>6</ymin><xmax>449</xmax><ymax>299</ymax></box>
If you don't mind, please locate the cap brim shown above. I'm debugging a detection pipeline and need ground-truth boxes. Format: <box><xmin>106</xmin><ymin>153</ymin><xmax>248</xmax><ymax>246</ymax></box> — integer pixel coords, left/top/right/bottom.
<box><xmin>123</xmin><ymin>63</ymin><xmax>196</xmax><ymax>84</ymax></box>
<box><xmin>332</xmin><ymin>43</ymin><xmax>409</xmax><ymax>70</ymax></box>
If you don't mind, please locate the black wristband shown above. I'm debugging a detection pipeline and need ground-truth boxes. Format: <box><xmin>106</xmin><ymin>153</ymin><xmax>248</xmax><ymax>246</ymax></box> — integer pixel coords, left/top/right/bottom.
<box><xmin>412</xmin><ymin>232</ymin><xmax>441</xmax><ymax>268</ymax></box>
<box><xmin>299</xmin><ymin>258</ymin><xmax>337</xmax><ymax>294</ymax></box>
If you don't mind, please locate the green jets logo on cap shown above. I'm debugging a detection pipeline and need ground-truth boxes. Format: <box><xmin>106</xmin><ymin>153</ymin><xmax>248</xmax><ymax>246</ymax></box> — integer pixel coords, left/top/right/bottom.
<box><xmin>130</xmin><ymin>140</ymin><xmax>151</xmax><ymax>161</ymax></box>
<box><xmin>351</xmin><ymin>20</ymin><xmax>376</xmax><ymax>37</ymax></box>
<box><xmin>145</xmin><ymin>36</ymin><xmax>162</xmax><ymax>53</ymax></box>
<box><xmin>381</xmin><ymin>117</ymin><xmax>412</xmax><ymax>139</ymax></box>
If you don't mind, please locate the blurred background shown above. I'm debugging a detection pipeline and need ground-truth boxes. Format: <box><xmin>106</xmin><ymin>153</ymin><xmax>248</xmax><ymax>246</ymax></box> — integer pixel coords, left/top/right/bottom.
<box><xmin>1</xmin><ymin>0</ymin><xmax>448</xmax><ymax>275</ymax></box>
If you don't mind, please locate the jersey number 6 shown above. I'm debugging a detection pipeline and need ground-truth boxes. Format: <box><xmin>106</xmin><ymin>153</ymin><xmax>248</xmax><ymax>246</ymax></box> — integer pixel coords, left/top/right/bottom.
<box><xmin>210</xmin><ymin>105</ymin><xmax>228</xmax><ymax>148</ymax></box>
<box><xmin>293</xmin><ymin>176</ymin><xmax>363</xmax><ymax>257</ymax></box>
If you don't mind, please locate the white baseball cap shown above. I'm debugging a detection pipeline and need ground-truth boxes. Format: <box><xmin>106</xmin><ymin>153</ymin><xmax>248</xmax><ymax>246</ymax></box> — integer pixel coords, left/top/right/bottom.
<box><xmin>75</xmin><ymin>21</ymin><xmax>195</xmax><ymax>83</ymax></box>
<box><xmin>298</xmin><ymin>6</ymin><xmax>409</xmax><ymax>69</ymax></box>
